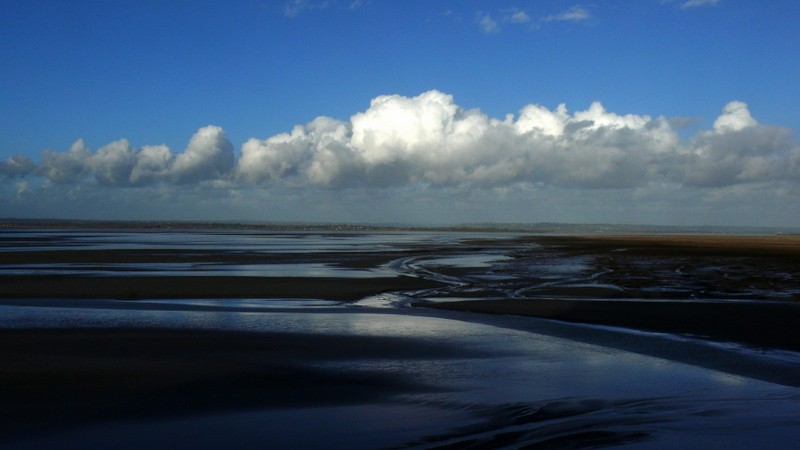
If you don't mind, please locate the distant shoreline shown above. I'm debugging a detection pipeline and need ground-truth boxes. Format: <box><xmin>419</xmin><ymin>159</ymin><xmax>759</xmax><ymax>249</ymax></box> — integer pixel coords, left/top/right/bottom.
<box><xmin>2</xmin><ymin>218</ymin><xmax>798</xmax><ymax>235</ymax></box>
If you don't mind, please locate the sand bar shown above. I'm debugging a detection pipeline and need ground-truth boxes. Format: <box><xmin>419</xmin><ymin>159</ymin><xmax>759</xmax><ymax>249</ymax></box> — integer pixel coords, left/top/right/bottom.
<box><xmin>0</xmin><ymin>275</ymin><xmax>441</xmax><ymax>301</ymax></box>
<box><xmin>423</xmin><ymin>234</ymin><xmax>800</xmax><ymax>350</ymax></box>
<box><xmin>422</xmin><ymin>298</ymin><xmax>800</xmax><ymax>351</ymax></box>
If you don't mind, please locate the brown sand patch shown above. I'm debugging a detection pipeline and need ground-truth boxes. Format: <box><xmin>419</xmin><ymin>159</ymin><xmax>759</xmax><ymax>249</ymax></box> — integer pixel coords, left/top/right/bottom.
<box><xmin>530</xmin><ymin>234</ymin><xmax>800</xmax><ymax>257</ymax></box>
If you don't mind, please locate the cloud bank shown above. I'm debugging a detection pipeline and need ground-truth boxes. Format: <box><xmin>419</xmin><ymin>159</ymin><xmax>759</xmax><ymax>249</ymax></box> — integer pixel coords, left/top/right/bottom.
<box><xmin>4</xmin><ymin>90</ymin><xmax>798</xmax><ymax>195</ymax></box>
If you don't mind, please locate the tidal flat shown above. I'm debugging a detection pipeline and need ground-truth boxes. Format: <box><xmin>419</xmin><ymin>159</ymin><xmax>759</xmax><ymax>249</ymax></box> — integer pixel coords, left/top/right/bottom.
<box><xmin>1</xmin><ymin>227</ymin><xmax>799</xmax><ymax>448</ymax></box>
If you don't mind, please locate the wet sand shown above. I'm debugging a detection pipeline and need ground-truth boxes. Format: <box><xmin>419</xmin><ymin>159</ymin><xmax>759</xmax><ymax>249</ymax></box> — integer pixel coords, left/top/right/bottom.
<box><xmin>3</xmin><ymin>309</ymin><xmax>799</xmax><ymax>449</ymax></box>
<box><xmin>0</xmin><ymin>275</ymin><xmax>439</xmax><ymax>301</ymax></box>
<box><xmin>423</xmin><ymin>298</ymin><xmax>800</xmax><ymax>351</ymax></box>
<box><xmin>3</xmin><ymin>233</ymin><xmax>799</xmax><ymax>349</ymax></box>
<box><xmin>0</xmin><ymin>326</ymin><xmax>486</xmax><ymax>442</ymax></box>
<box><xmin>420</xmin><ymin>234</ymin><xmax>800</xmax><ymax>351</ymax></box>
<box><xmin>3</xmin><ymin>232</ymin><xmax>799</xmax><ymax>348</ymax></box>
<box><xmin>526</xmin><ymin>234</ymin><xmax>800</xmax><ymax>261</ymax></box>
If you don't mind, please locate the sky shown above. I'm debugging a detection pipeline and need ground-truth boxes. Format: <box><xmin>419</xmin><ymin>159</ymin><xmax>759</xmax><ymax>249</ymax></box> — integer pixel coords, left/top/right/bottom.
<box><xmin>1</xmin><ymin>0</ymin><xmax>799</xmax><ymax>227</ymax></box>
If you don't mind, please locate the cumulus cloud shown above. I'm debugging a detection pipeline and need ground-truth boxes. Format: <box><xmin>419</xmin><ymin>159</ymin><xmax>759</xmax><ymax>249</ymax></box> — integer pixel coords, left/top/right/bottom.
<box><xmin>20</xmin><ymin>126</ymin><xmax>233</xmax><ymax>187</ymax></box>
<box><xmin>88</xmin><ymin>139</ymin><xmax>135</xmax><ymax>185</ymax></box>
<box><xmin>171</xmin><ymin>126</ymin><xmax>235</xmax><ymax>184</ymax></box>
<box><xmin>9</xmin><ymin>92</ymin><xmax>799</xmax><ymax>195</ymax></box>
<box><xmin>234</xmin><ymin>92</ymin><xmax>799</xmax><ymax>190</ymax></box>
<box><xmin>36</xmin><ymin>139</ymin><xmax>91</xmax><ymax>184</ymax></box>
<box><xmin>232</xmin><ymin>91</ymin><xmax>795</xmax><ymax>190</ymax></box>
<box><xmin>681</xmin><ymin>112</ymin><xmax>796</xmax><ymax>186</ymax></box>
<box><xmin>712</xmin><ymin>100</ymin><xmax>757</xmax><ymax>133</ymax></box>
<box><xmin>130</xmin><ymin>145</ymin><xmax>174</xmax><ymax>185</ymax></box>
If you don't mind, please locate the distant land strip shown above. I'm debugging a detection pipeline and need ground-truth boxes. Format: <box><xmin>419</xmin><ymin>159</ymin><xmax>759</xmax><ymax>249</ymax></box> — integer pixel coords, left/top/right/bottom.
<box><xmin>2</xmin><ymin>218</ymin><xmax>798</xmax><ymax>235</ymax></box>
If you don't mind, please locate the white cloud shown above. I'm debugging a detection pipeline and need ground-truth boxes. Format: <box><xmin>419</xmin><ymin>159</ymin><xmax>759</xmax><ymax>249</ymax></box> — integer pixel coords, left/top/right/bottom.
<box><xmin>477</xmin><ymin>13</ymin><xmax>499</xmax><ymax>33</ymax></box>
<box><xmin>11</xmin><ymin>91</ymin><xmax>800</xmax><ymax>199</ymax></box>
<box><xmin>499</xmin><ymin>8</ymin><xmax>531</xmax><ymax>25</ymax></box>
<box><xmin>171</xmin><ymin>126</ymin><xmax>235</xmax><ymax>184</ymax></box>
<box><xmin>477</xmin><ymin>6</ymin><xmax>590</xmax><ymax>33</ymax></box>
<box><xmin>510</xmin><ymin>10</ymin><xmax>531</xmax><ymax>24</ymax></box>
<box><xmin>542</xmin><ymin>6</ymin><xmax>591</xmax><ymax>23</ymax></box>
<box><xmin>237</xmin><ymin>124</ymin><xmax>321</xmax><ymax>184</ymax></box>
<box><xmin>282</xmin><ymin>0</ymin><xmax>366</xmax><ymax>17</ymax></box>
<box><xmin>88</xmin><ymin>139</ymin><xmax>135</xmax><ymax>185</ymax></box>
<box><xmin>247</xmin><ymin>91</ymin><xmax>800</xmax><ymax>188</ymax></box>
<box><xmin>350</xmin><ymin>91</ymin><xmax>459</xmax><ymax>163</ymax></box>
<box><xmin>131</xmin><ymin>145</ymin><xmax>174</xmax><ymax>185</ymax></box>
<box><xmin>20</xmin><ymin>126</ymin><xmax>233</xmax><ymax>187</ymax></box>
<box><xmin>514</xmin><ymin>103</ymin><xmax>569</xmax><ymax>136</ymax></box>
<box><xmin>36</xmin><ymin>139</ymin><xmax>90</xmax><ymax>184</ymax></box>
<box><xmin>712</xmin><ymin>100</ymin><xmax>757</xmax><ymax>133</ymax></box>
<box><xmin>676</xmin><ymin>101</ymin><xmax>783</xmax><ymax>186</ymax></box>
<box><xmin>681</xmin><ymin>0</ymin><xmax>720</xmax><ymax>9</ymax></box>
<box><xmin>681</xmin><ymin>122</ymin><xmax>796</xmax><ymax>186</ymax></box>
<box><xmin>234</xmin><ymin>90</ymin><xmax>798</xmax><ymax>190</ymax></box>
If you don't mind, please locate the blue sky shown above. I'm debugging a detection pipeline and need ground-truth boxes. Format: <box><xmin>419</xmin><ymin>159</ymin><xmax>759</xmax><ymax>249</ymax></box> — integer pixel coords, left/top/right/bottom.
<box><xmin>2</xmin><ymin>0</ymin><xmax>799</xmax><ymax>226</ymax></box>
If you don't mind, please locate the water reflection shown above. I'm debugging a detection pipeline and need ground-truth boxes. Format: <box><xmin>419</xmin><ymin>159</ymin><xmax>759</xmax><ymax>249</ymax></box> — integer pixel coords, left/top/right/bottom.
<box><xmin>1</xmin><ymin>229</ymin><xmax>509</xmax><ymax>253</ymax></box>
<box><xmin>2</xmin><ymin>301</ymin><xmax>798</xmax><ymax>449</ymax></box>
<box><xmin>0</xmin><ymin>262</ymin><xmax>396</xmax><ymax>278</ymax></box>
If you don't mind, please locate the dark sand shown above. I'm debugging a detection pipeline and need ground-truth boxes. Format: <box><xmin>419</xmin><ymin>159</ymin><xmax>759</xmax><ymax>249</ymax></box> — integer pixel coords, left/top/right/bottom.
<box><xmin>0</xmin><ymin>247</ymin><xmax>399</xmax><ymax>268</ymax></box>
<box><xmin>3</xmin><ymin>311</ymin><xmax>799</xmax><ymax>449</ymax></box>
<box><xmin>0</xmin><ymin>275</ymin><xmax>439</xmax><ymax>301</ymax></box>
<box><xmin>0</xmin><ymin>326</ymin><xmax>491</xmax><ymax>442</ymax></box>
<box><xmin>423</xmin><ymin>298</ymin><xmax>800</xmax><ymax>351</ymax></box>
<box><xmin>531</xmin><ymin>234</ymin><xmax>800</xmax><ymax>257</ymax></box>
<box><xmin>420</xmin><ymin>234</ymin><xmax>800</xmax><ymax>350</ymax></box>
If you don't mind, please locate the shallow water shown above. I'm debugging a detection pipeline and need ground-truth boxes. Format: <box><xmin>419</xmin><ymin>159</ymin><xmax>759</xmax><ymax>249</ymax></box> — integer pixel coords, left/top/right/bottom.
<box><xmin>0</xmin><ymin>261</ymin><xmax>397</xmax><ymax>278</ymax></box>
<box><xmin>3</xmin><ymin>300</ymin><xmax>799</xmax><ymax>449</ymax></box>
<box><xmin>2</xmin><ymin>229</ymin><xmax>799</xmax><ymax>448</ymax></box>
<box><xmin>0</xmin><ymin>228</ymin><xmax>490</xmax><ymax>253</ymax></box>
